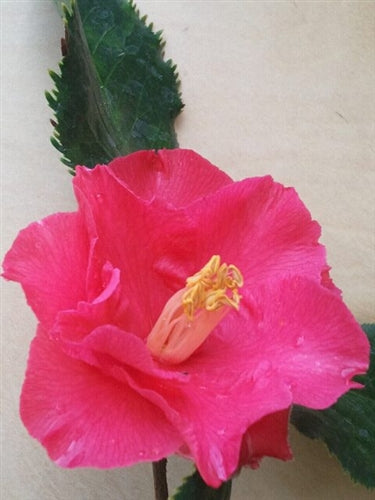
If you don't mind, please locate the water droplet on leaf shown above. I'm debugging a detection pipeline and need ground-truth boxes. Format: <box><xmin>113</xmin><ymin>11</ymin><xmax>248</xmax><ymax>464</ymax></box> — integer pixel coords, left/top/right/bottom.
<box><xmin>358</xmin><ymin>429</ymin><xmax>369</xmax><ymax>439</ymax></box>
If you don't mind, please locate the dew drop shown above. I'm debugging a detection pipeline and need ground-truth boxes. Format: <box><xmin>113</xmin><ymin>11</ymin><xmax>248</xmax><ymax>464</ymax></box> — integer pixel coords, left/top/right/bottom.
<box><xmin>287</xmin><ymin>381</ymin><xmax>297</xmax><ymax>392</ymax></box>
<box><xmin>138</xmin><ymin>450</ymin><xmax>145</xmax><ymax>458</ymax></box>
<box><xmin>95</xmin><ymin>193</ymin><xmax>104</xmax><ymax>203</ymax></box>
<box><xmin>296</xmin><ymin>335</ymin><xmax>305</xmax><ymax>347</ymax></box>
<box><xmin>253</xmin><ymin>360</ymin><xmax>272</xmax><ymax>379</ymax></box>
<box><xmin>341</xmin><ymin>367</ymin><xmax>354</xmax><ymax>378</ymax></box>
<box><xmin>359</xmin><ymin>429</ymin><xmax>369</xmax><ymax>439</ymax></box>
<box><xmin>55</xmin><ymin>402</ymin><xmax>64</xmax><ymax>414</ymax></box>
<box><xmin>313</xmin><ymin>361</ymin><xmax>322</xmax><ymax>373</ymax></box>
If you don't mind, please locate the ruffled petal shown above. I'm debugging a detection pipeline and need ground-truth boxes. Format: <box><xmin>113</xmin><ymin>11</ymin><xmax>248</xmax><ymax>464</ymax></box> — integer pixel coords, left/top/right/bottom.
<box><xmin>216</xmin><ymin>276</ymin><xmax>369</xmax><ymax>409</ymax></box>
<box><xmin>73</xmin><ymin>166</ymin><xmax>198</xmax><ymax>336</ymax></box>
<box><xmin>51</xmin><ymin>259</ymin><xmax>134</xmax><ymax>346</ymax></box>
<box><xmin>2</xmin><ymin>213</ymin><xmax>89</xmax><ymax>329</ymax></box>
<box><xmin>107</xmin><ymin>149</ymin><xmax>232</xmax><ymax>206</ymax></box>
<box><xmin>146</xmin><ymin>369</ymin><xmax>292</xmax><ymax>487</ymax></box>
<box><xmin>257</xmin><ymin>277</ymin><xmax>369</xmax><ymax>408</ymax></box>
<box><xmin>52</xmin><ymin>319</ymin><xmax>293</xmax><ymax>487</ymax></box>
<box><xmin>187</xmin><ymin>176</ymin><xmax>327</xmax><ymax>288</ymax></box>
<box><xmin>21</xmin><ymin>326</ymin><xmax>182</xmax><ymax>468</ymax></box>
<box><xmin>239</xmin><ymin>409</ymin><xmax>292</xmax><ymax>468</ymax></box>
<box><xmin>121</xmin><ymin>343</ymin><xmax>292</xmax><ymax>487</ymax></box>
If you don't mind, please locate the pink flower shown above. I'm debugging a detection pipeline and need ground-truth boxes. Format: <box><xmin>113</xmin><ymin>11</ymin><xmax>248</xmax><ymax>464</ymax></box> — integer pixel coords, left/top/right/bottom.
<box><xmin>3</xmin><ymin>149</ymin><xmax>369</xmax><ymax>487</ymax></box>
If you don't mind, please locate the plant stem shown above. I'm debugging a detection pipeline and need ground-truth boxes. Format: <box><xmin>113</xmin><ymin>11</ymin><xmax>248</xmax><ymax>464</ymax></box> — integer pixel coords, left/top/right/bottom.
<box><xmin>152</xmin><ymin>458</ymin><xmax>169</xmax><ymax>500</ymax></box>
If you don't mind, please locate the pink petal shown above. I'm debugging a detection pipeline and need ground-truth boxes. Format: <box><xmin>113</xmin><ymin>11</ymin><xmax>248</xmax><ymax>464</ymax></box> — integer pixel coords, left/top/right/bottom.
<box><xmin>51</xmin><ymin>320</ymin><xmax>294</xmax><ymax>487</ymax></box>
<box><xmin>148</xmin><ymin>370</ymin><xmax>292</xmax><ymax>487</ymax></box>
<box><xmin>51</xmin><ymin>261</ymin><xmax>131</xmax><ymax>343</ymax></box>
<box><xmin>239</xmin><ymin>409</ymin><xmax>292</xmax><ymax>468</ymax></box>
<box><xmin>215</xmin><ymin>276</ymin><xmax>369</xmax><ymax>410</ymax></box>
<box><xmin>2</xmin><ymin>213</ymin><xmax>89</xmax><ymax>328</ymax></box>
<box><xmin>120</xmin><ymin>353</ymin><xmax>292</xmax><ymax>487</ymax></box>
<box><xmin>21</xmin><ymin>326</ymin><xmax>182</xmax><ymax>468</ymax></box>
<box><xmin>73</xmin><ymin>166</ymin><xmax>199</xmax><ymax>336</ymax></box>
<box><xmin>188</xmin><ymin>176</ymin><xmax>327</xmax><ymax>288</ymax></box>
<box><xmin>107</xmin><ymin>149</ymin><xmax>232</xmax><ymax>206</ymax></box>
<box><xmin>259</xmin><ymin>277</ymin><xmax>369</xmax><ymax>408</ymax></box>
<box><xmin>55</xmin><ymin>323</ymin><xmax>188</xmax><ymax>386</ymax></box>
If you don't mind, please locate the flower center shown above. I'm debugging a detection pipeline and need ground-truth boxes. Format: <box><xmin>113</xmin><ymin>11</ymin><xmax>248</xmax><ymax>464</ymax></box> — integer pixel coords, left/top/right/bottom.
<box><xmin>146</xmin><ymin>255</ymin><xmax>243</xmax><ymax>364</ymax></box>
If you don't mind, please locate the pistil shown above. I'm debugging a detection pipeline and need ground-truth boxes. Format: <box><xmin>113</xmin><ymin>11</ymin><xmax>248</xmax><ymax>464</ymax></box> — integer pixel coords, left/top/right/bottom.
<box><xmin>147</xmin><ymin>255</ymin><xmax>243</xmax><ymax>364</ymax></box>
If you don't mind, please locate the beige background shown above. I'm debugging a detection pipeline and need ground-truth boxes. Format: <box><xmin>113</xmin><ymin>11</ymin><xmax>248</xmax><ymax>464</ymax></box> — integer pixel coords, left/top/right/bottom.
<box><xmin>1</xmin><ymin>1</ymin><xmax>374</xmax><ymax>499</ymax></box>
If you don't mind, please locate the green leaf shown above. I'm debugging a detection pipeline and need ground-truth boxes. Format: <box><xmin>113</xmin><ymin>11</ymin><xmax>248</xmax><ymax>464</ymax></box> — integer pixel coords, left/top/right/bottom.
<box><xmin>53</xmin><ymin>0</ymin><xmax>72</xmax><ymax>16</ymax></box>
<box><xmin>291</xmin><ymin>324</ymin><xmax>375</xmax><ymax>488</ymax></box>
<box><xmin>48</xmin><ymin>0</ymin><xmax>183</xmax><ymax>171</ymax></box>
<box><xmin>170</xmin><ymin>470</ymin><xmax>232</xmax><ymax>500</ymax></box>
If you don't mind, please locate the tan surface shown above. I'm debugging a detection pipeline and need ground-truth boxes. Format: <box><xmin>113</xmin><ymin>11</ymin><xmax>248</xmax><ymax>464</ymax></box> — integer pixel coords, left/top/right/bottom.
<box><xmin>1</xmin><ymin>1</ymin><xmax>374</xmax><ymax>499</ymax></box>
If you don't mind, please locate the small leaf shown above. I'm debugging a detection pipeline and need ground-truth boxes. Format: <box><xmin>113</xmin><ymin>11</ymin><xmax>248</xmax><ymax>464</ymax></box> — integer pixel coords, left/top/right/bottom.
<box><xmin>291</xmin><ymin>324</ymin><xmax>375</xmax><ymax>488</ymax></box>
<box><xmin>170</xmin><ymin>470</ymin><xmax>232</xmax><ymax>500</ymax></box>
<box><xmin>48</xmin><ymin>0</ymin><xmax>183</xmax><ymax>171</ymax></box>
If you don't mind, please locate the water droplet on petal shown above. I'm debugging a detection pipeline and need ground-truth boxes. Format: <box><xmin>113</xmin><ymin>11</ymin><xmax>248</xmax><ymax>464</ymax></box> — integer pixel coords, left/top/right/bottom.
<box><xmin>296</xmin><ymin>335</ymin><xmax>305</xmax><ymax>347</ymax></box>
<box><xmin>138</xmin><ymin>450</ymin><xmax>145</xmax><ymax>458</ymax></box>
<box><xmin>55</xmin><ymin>402</ymin><xmax>64</xmax><ymax>414</ymax></box>
<box><xmin>289</xmin><ymin>381</ymin><xmax>297</xmax><ymax>391</ymax></box>
<box><xmin>95</xmin><ymin>193</ymin><xmax>104</xmax><ymax>203</ymax></box>
<box><xmin>253</xmin><ymin>360</ymin><xmax>272</xmax><ymax>380</ymax></box>
<box><xmin>341</xmin><ymin>367</ymin><xmax>355</xmax><ymax>378</ymax></box>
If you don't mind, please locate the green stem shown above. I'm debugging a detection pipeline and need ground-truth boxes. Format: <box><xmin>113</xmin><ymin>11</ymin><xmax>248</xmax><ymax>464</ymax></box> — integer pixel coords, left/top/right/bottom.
<box><xmin>152</xmin><ymin>458</ymin><xmax>169</xmax><ymax>500</ymax></box>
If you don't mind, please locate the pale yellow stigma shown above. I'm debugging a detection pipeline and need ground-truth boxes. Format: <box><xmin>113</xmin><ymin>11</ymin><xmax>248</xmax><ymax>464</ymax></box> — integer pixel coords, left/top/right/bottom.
<box><xmin>146</xmin><ymin>255</ymin><xmax>244</xmax><ymax>364</ymax></box>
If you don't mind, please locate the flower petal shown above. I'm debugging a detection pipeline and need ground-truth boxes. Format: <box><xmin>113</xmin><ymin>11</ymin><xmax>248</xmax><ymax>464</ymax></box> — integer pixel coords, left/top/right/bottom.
<box><xmin>107</xmin><ymin>149</ymin><xmax>232</xmax><ymax>206</ymax></box>
<box><xmin>239</xmin><ymin>409</ymin><xmax>292</xmax><ymax>468</ymax></box>
<box><xmin>53</xmin><ymin>319</ymin><xmax>293</xmax><ymax>487</ymax></box>
<box><xmin>188</xmin><ymin>176</ymin><xmax>328</xmax><ymax>288</ymax></box>
<box><xmin>51</xmin><ymin>259</ymin><xmax>136</xmax><ymax>346</ymax></box>
<box><xmin>21</xmin><ymin>326</ymin><xmax>182</xmax><ymax>468</ymax></box>
<box><xmin>73</xmin><ymin>164</ymin><xmax>208</xmax><ymax>336</ymax></box>
<box><xmin>2</xmin><ymin>213</ymin><xmax>89</xmax><ymax>328</ymax></box>
<box><xmin>219</xmin><ymin>276</ymin><xmax>369</xmax><ymax>409</ymax></box>
<box><xmin>118</xmin><ymin>350</ymin><xmax>293</xmax><ymax>487</ymax></box>
<box><xmin>260</xmin><ymin>277</ymin><xmax>369</xmax><ymax>408</ymax></box>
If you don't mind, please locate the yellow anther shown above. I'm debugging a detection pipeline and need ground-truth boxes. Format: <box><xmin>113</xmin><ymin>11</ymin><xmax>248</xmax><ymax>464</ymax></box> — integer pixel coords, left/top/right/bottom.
<box><xmin>182</xmin><ymin>255</ymin><xmax>243</xmax><ymax>321</ymax></box>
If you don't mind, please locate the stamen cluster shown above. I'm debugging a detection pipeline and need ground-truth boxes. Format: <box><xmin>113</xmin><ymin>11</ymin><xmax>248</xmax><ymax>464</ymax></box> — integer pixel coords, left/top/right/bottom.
<box><xmin>182</xmin><ymin>255</ymin><xmax>243</xmax><ymax>320</ymax></box>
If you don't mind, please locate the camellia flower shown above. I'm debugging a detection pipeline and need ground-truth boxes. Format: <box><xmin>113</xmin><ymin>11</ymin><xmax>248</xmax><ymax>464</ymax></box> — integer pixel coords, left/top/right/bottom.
<box><xmin>3</xmin><ymin>149</ymin><xmax>369</xmax><ymax>487</ymax></box>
